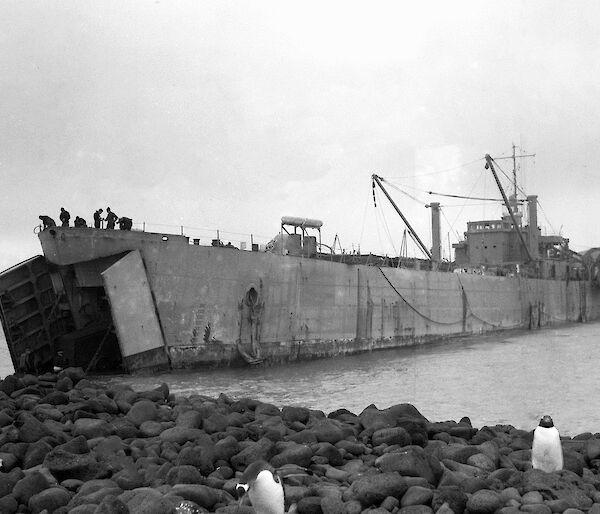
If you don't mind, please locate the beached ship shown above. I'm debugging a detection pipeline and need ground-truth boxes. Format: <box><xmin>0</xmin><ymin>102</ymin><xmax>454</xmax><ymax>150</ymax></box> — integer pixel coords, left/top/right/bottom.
<box><xmin>2</xmin><ymin>155</ymin><xmax>600</xmax><ymax>373</ymax></box>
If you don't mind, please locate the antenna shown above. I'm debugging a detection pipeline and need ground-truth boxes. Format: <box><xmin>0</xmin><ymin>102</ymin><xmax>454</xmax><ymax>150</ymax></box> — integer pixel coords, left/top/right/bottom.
<box><xmin>491</xmin><ymin>144</ymin><xmax>535</xmax><ymax>199</ymax></box>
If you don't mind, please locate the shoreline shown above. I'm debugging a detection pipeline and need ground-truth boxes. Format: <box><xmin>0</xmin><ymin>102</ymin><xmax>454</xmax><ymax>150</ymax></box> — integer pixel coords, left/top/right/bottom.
<box><xmin>1</xmin><ymin>368</ymin><xmax>599</xmax><ymax>514</ymax></box>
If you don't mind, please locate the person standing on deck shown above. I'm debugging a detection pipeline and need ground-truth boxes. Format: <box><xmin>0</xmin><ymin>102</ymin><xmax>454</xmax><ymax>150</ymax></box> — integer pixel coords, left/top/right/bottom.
<box><xmin>93</xmin><ymin>208</ymin><xmax>104</xmax><ymax>228</ymax></box>
<box><xmin>59</xmin><ymin>207</ymin><xmax>70</xmax><ymax>227</ymax></box>
<box><xmin>38</xmin><ymin>215</ymin><xmax>56</xmax><ymax>229</ymax></box>
<box><xmin>105</xmin><ymin>207</ymin><xmax>118</xmax><ymax>229</ymax></box>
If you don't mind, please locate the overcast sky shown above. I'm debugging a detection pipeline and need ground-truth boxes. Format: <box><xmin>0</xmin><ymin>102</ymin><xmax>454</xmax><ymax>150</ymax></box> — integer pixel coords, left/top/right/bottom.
<box><xmin>2</xmin><ymin>0</ymin><xmax>600</xmax><ymax>270</ymax></box>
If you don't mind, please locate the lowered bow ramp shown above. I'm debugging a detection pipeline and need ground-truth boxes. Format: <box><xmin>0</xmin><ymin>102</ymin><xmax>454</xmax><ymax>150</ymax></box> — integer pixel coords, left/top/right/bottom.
<box><xmin>101</xmin><ymin>250</ymin><xmax>170</xmax><ymax>372</ymax></box>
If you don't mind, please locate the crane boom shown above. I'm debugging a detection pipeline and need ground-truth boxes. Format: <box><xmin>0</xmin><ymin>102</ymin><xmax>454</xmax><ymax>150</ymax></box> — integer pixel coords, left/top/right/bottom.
<box><xmin>372</xmin><ymin>174</ymin><xmax>432</xmax><ymax>260</ymax></box>
<box><xmin>484</xmin><ymin>155</ymin><xmax>534</xmax><ymax>263</ymax></box>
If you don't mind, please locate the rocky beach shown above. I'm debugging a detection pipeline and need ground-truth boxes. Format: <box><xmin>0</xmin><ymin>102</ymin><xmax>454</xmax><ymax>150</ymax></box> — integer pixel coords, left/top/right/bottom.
<box><xmin>1</xmin><ymin>368</ymin><xmax>600</xmax><ymax>514</ymax></box>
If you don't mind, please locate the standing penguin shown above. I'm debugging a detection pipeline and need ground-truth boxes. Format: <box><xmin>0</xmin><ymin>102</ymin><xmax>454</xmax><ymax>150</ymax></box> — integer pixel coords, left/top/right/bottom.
<box><xmin>236</xmin><ymin>460</ymin><xmax>285</xmax><ymax>514</ymax></box>
<box><xmin>531</xmin><ymin>415</ymin><xmax>563</xmax><ymax>472</ymax></box>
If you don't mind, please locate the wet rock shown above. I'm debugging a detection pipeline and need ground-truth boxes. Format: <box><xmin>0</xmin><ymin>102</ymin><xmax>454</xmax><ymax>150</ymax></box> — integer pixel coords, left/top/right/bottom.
<box><xmin>0</xmin><ymin>468</ymin><xmax>24</xmax><ymax>497</ymax></box>
<box><xmin>372</xmin><ymin>426</ymin><xmax>412</xmax><ymax>447</ymax></box>
<box><xmin>139</xmin><ymin>420</ymin><xmax>167</xmax><ymax>437</ymax></box>
<box><xmin>159</xmin><ymin>426</ymin><xmax>211</xmax><ymax>445</ymax></box>
<box><xmin>16</xmin><ymin>411</ymin><xmax>54</xmax><ymax>442</ymax></box>
<box><xmin>166</xmin><ymin>464</ymin><xmax>203</xmax><ymax>485</ymax></box>
<box><xmin>401</xmin><ymin>485</ymin><xmax>434</xmax><ymax>507</ymax></box>
<box><xmin>94</xmin><ymin>494</ymin><xmax>130</xmax><ymax>513</ymax></box>
<box><xmin>0</xmin><ymin>375</ymin><xmax>22</xmax><ymax>395</ymax></box>
<box><xmin>522</xmin><ymin>491</ymin><xmax>544</xmax><ymax>504</ymax></box>
<box><xmin>40</xmin><ymin>390</ymin><xmax>70</xmax><ymax>405</ymax></box>
<box><xmin>376</xmin><ymin>446</ymin><xmax>441</xmax><ymax>485</ymax></box>
<box><xmin>297</xmin><ymin>496</ymin><xmax>323</xmax><ymax>514</ymax></box>
<box><xmin>178</xmin><ymin>445</ymin><xmax>216</xmax><ymax>475</ymax></box>
<box><xmin>214</xmin><ymin>435</ymin><xmax>240</xmax><ymax>462</ymax></box>
<box><xmin>44</xmin><ymin>447</ymin><xmax>107</xmax><ymax>481</ymax></box>
<box><xmin>564</xmin><ymin>449</ymin><xmax>585</xmax><ymax>476</ymax></box>
<box><xmin>58</xmin><ymin>367</ymin><xmax>86</xmax><ymax>383</ymax></box>
<box><xmin>431</xmin><ymin>485</ymin><xmax>468</xmax><ymax>514</ymax></box>
<box><xmin>55</xmin><ymin>376</ymin><xmax>73</xmax><ymax>392</ymax></box>
<box><xmin>137</xmin><ymin>382</ymin><xmax>170</xmax><ymax>403</ymax></box>
<box><xmin>204</xmin><ymin>412</ymin><xmax>229</xmax><ymax>434</ymax></box>
<box><xmin>586</xmin><ymin>438</ymin><xmax>600</xmax><ymax>461</ymax></box>
<box><xmin>72</xmin><ymin>418</ymin><xmax>115</xmax><ymax>439</ymax></box>
<box><xmin>28</xmin><ymin>486</ymin><xmax>71</xmax><ymax>513</ymax></box>
<box><xmin>398</xmin><ymin>506</ymin><xmax>434</xmax><ymax>514</ymax></box>
<box><xmin>467</xmin><ymin>452</ymin><xmax>496</xmax><ymax>472</ymax></box>
<box><xmin>309</xmin><ymin>418</ymin><xmax>348</xmax><ymax>444</ymax></box>
<box><xmin>169</xmin><ymin>483</ymin><xmax>222</xmax><ymax>509</ymax></box>
<box><xmin>57</xmin><ymin>434</ymin><xmax>89</xmax><ymax>454</ymax></box>
<box><xmin>126</xmin><ymin>400</ymin><xmax>159</xmax><ymax>426</ymax></box>
<box><xmin>314</xmin><ymin>442</ymin><xmax>344</xmax><ymax>466</ymax></box>
<box><xmin>465</xmin><ymin>489</ymin><xmax>503</xmax><ymax>513</ymax></box>
<box><xmin>0</xmin><ymin>494</ymin><xmax>18</xmax><ymax>514</ymax></box>
<box><xmin>176</xmin><ymin>410</ymin><xmax>203</xmax><ymax>428</ymax></box>
<box><xmin>271</xmin><ymin>443</ymin><xmax>313</xmax><ymax>468</ymax></box>
<box><xmin>112</xmin><ymin>418</ymin><xmax>140</xmax><ymax>439</ymax></box>
<box><xmin>344</xmin><ymin>471</ymin><xmax>408</xmax><ymax>506</ymax></box>
<box><xmin>283</xmin><ymin>406</ymin><xmax>310</xmax><ymax>424</ymax></box>
<box><xmin>13</xmin><ymin>470</ymin><xmax>51</xmax><ymax>505</ymax></box>
<box><xmin>521</xmin><ymin>469</ymin><xmax>593</xmax><ymax>511</ymax></box>
<box><xmin>23</xmin><ymin>439</ymin><xmax>54</xmax><ymax>469</ymax></box>
<box><xmin>320</xmin><ymin>494</ymin><xmax>345</xmax><ymax>514</ymax></box>
<box><xmin>230</xmin><ymin>437</ymin><xmax>276</xmax><ymax>470</ymax></box>
<box><xmin>119</xmin><ymin>487</ymin><xmax>173</xmax><ymax>514</ymax></box>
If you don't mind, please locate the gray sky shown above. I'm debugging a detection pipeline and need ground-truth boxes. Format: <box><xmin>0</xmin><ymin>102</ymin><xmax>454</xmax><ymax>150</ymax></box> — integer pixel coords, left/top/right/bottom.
<box><xmin>2</xmin><ymin>0</ymin><xmax>600</xmax><ymax>270</ymax></box>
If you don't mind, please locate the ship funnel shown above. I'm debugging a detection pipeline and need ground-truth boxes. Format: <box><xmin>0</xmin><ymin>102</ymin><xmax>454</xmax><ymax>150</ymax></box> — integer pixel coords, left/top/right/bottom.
<box><xmin>527</xmin><ymin>195</ymin><xmax>540</xmax><ymax>260</ymax></box>
<box><xmin>429</xmin><ymin>202</ymin><xmax>441</xmax><ymax>262</ymax></box>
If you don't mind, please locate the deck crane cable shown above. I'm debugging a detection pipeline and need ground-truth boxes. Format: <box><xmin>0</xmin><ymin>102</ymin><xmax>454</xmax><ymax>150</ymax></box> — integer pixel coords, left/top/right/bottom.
<box><xmin>492</xmin><ymin>156</ymin><xmax>559</xmax><ymax>237</ymax></box>
<box><xmin>535</xmin><ymin>199</ymin><xmax>559</xmax><ymax>237</ymax></box>
<box><xmin>440</xmin><ymin>207</ymin><xmax>462</xmax><ymax>242</ymax></box>
<box><xmin>380</xmin><ymin>179</ymin><xmax>427</xmax><ymax>206</ymax></box>
<box><xmin>491</xmin><ymin>158</ymin><xmax>529</xmax><ymax>201</ymax></box>
<box><xmin>376</xmin><ymin>177</ymin><xmax>433</xmax><ymax>257</ymax></box>
<box><xmin>385</xmin><ymin>156</ymin><xmax>485</xmax><ymax>179</ymax></box>
<box><xmin>449</xmin><ymin>166</ymin><xmax>487</xmax><ymax>236</ymax></box>
<box><xmin>373</xmin><ymin>187</ymin><xmax>399</xmax><ymax>256</ymax></box>
<box><xmin>425</xmin><ymin>191</ymin><xmax>519</xmax><ymax>203</ymax></box>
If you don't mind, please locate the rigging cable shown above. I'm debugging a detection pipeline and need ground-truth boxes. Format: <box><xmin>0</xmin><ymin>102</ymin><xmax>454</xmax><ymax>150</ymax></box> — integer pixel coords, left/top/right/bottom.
<box><xmin>378</xmin><ymin>267</ymin><xmax>464</xmax><ymax>325</ymax></box>
<box><xmin>386</xmin><ymin>156</ymin><xmax>486</xmax><ymax>179</ymax></box>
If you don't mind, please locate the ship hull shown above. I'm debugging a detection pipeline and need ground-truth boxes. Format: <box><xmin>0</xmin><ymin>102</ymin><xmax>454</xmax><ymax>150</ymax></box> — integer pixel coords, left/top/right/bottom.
<box><xmin>26</xmin><ymin>227</ymin><xmax>599</xmax><ymax>372</ymax></box>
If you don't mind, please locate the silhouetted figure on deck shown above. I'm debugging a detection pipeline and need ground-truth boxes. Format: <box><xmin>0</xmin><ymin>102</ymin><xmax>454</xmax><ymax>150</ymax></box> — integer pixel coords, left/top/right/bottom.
<box><xmin>59</xmin><ymin>207</ymin><xmax>70</xmax><ymax>227</ymax></box>
<box><xmin>74</xmin><ymin>216</ymin><xmax>87</xmax><ymax>227</ymax></box>
<box><xmin>105</xmin><ymin>207</ymin><xmax>118</xmax><ymax>229</ymax></box>
<box><xmin>39</xmin><ymin>215</ymin><xmax>56</xmax><ymax>229</ymax></box>
<box><xmin>93</xmin><ymin>209</ymin><xmax>104</xmax><ymax>228</ymax></box>
<box><xmin>18</xmin><ymin>347</ymin><xmax>32</xmax><ymax>374</ymax></box>
<box><xmin>118</xmin><ymin>217</ymin><xmax>132</xmax><ymax>230</ymax></box>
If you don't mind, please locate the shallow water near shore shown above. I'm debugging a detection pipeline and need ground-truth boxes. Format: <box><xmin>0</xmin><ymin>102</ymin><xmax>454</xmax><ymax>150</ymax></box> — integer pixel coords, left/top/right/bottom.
<box><xmin>2</xmin><ymin>321</ymin><xmax>600</xmax><ymax>436</ymax></box>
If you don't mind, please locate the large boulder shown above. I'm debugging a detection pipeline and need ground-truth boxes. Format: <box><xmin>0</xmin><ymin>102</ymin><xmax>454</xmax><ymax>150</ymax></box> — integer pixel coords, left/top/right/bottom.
<box><xmin>344</xmin><ymin>472</ymin><xmax>408</xmax><ymax>506</ymax></box>
<box><xmin>125</xmin><ymin>400</ymin><xmax>159</xmax><ymax>427</ymax></box>
<box><xmin>28</xmin><ymin>487</ymin><xmax>71</xmax><ymax>514</ymax></box>
<box><xmin>376</xmin><ymin>446</ymin><xmax>442</xmax><ymax>485</ymax></box>
<box><xmin>44</xmin><ymin>448</ymin><xmax>107</xmax><ymax>481</ymax></box>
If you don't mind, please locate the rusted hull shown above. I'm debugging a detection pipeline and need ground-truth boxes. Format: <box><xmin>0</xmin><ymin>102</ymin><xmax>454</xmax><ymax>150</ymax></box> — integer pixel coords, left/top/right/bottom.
<box><xmin>22</xmin><ymin>226</ymin><xmax>599</xmax><ymax>373</ymax></box>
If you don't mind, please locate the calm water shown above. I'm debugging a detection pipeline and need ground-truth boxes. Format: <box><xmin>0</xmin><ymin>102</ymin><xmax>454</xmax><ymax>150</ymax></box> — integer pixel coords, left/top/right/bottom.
<box><xmin>2</xmin><ymin>322</ymin><xmax>600</xmax><ymax>436</ymax></box>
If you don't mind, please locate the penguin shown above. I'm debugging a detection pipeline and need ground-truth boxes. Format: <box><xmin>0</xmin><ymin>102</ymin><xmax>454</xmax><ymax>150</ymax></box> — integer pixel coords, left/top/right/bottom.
<box><xmin>236</xmin><ymin>460</ymin><xmax>285</xmax><ymax>514</ymax></box>
<box><xmin>531</xmin><ymin>415</ymin><xmax>563</xmax><ymax>472</ymax></box>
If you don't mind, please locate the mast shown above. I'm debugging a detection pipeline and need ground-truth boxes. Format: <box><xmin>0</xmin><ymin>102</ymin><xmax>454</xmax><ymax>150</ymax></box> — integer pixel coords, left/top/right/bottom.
<box><xmin>372</xmin><ymin>174</ymin><xmax>432</xmax><ymax>260</ymax></box>
<box><xmin>493</xmin><ymin>143</ymin><xmax>536</xmax><ymax>200</ymax></box>
<box><xmin>484</xmin><ymin>155</ymin><xmax>534</xmax><ymax>263</ymax></box>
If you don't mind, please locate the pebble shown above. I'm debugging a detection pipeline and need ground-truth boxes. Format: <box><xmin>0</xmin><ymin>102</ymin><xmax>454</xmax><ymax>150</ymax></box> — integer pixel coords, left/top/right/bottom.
<box><xmin>1</xmin><ymin>367</ymin><xmax>600</xmax><ymax>513</ymax></box>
